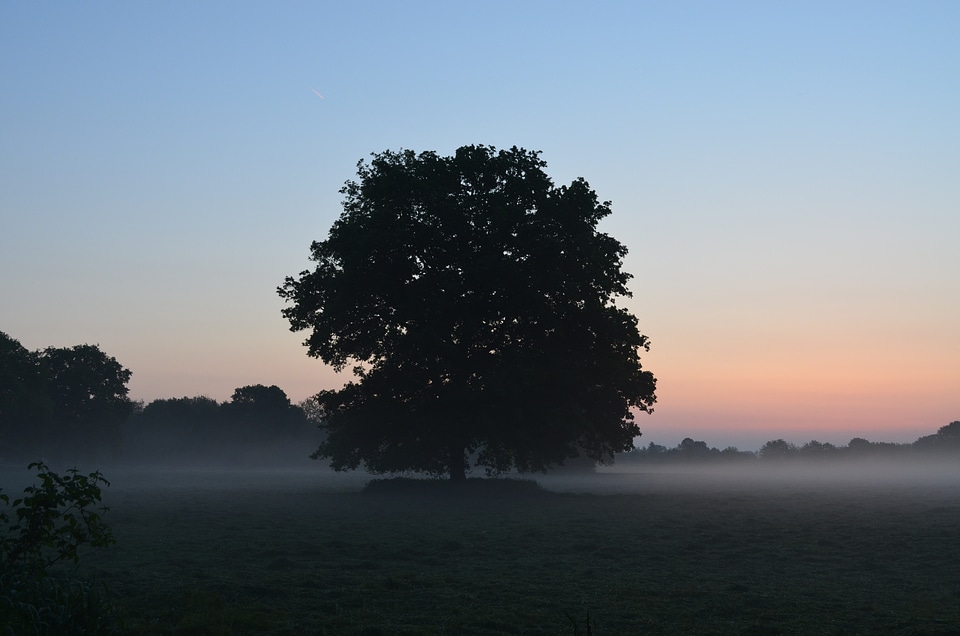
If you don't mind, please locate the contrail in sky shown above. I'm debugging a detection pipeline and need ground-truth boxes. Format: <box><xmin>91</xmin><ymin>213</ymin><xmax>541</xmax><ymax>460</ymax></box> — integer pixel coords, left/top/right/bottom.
<box><xmin>311</xmin><ymin>88</ymin><xmax>325</xmax><ymax>99</ymax></box>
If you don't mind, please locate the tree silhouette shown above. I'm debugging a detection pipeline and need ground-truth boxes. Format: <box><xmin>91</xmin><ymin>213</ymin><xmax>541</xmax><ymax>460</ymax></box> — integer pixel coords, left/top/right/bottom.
<box><xmin>0</xmin><ymin>332</ymin><xmax>52</xmax><ymax>458</ymax></box>
<box><xmin>935</xmin><ymin>421</ymin><xmax>960</xmax><ymax>445</ymax></box>
<box><xmin>799</xmin><ymin>440</ymin><xmax>837</xmax><ymax>457</ymax></box>
<box><xmin>677</xmin><ymin>437</ymin><xmax>711</xmax><ymax>458</ymax></box>
<box><xmin>125</xmin><ymin>388</ymin><xmax>315</xmax><ymax>465</ymax></box>
<box><xmin>38</xmin><ymin>344</ymin><xmax>133</xmax><ymax>461</ymax></box>
<box><xmin>279</xmin><ymin>145</ymin><xmax>656</xmax><ymax>480</ymax></box>
<box><xmin>124</xmin><ymin>395</ymin><xmax>222</xmax><ymax>461</ymax></box>
<box><xmin>222</xmin><ymin>384</ymin><xmax>309</xmax><ymax>443</ymax></box>
<box><xmin>758</xmin><ymin>438</ymin><xmax>796</xmax><ymax>459</ymax></box>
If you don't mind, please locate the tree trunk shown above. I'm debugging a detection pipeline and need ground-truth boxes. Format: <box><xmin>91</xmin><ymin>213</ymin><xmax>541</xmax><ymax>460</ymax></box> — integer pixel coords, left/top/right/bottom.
<box><xmin>448</xmin><ymin>445</ymin><xmax>466</xmax><ymax>482</ymax></box>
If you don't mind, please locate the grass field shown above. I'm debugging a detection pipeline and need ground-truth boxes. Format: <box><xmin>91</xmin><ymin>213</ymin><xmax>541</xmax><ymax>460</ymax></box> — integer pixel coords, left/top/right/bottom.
<box><xmin>26</xmin><ymin>464</ymin><xmax>960</xmax><ymax>634</ymax></box>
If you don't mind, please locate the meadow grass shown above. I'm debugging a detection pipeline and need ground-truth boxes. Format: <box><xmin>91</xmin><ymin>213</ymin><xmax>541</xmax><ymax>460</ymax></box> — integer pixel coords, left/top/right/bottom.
<box><xmin>45</xmin><ymin>467</ymin><xmax>960</xmax><ymax>634</ymax></box>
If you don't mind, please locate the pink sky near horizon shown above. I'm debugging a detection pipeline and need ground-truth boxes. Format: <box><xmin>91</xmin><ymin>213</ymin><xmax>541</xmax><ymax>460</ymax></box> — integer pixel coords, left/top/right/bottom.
<box><xmin>6</xmin><ymin>271</ymin><xmax>955</xmax><ymax>452</ymax></box>
<box><xmin>97</xmin><ymin>302</ymin><xmax>956</xmax><ymax>452</ymax></box>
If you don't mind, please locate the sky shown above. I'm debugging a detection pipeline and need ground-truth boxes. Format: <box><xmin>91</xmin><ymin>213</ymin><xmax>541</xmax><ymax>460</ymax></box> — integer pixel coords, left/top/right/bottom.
<box><xmin>2</xmin><ymin>2</ymin><xmax>958</xmax><ymax>451</ymax></box>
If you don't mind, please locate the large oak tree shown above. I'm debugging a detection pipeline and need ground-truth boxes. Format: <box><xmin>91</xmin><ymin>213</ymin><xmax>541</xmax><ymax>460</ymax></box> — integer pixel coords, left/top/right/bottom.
<box><xmin>279</xmin><ymin>145</ymin><xmax>656</xmax><ymax>480</ymax></box>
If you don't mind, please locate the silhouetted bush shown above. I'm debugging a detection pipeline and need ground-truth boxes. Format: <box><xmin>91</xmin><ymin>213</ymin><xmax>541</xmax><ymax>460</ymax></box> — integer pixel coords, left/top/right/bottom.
<box><xmin>0</xmin><ymin>462</ymin><xmax>120</xmax><ymax>634</ymax></box>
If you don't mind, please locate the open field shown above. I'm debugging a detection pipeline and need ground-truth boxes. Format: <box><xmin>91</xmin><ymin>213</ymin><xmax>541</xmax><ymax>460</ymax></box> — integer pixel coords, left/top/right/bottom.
<box><xmin>16</xmin><ymin>464</ymin><xmax>960</xmax><ymax>634</ymax></box>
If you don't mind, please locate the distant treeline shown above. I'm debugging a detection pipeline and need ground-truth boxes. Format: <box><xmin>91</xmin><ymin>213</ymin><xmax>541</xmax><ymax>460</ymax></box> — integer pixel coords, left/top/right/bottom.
<box><xmin>124</xmin><ymin>386</ymin><xmax>322</xmax><ymax>466</ymax></box>
<box><xmin>620</xmin><ymin>422</ymin><xmax>960</xmax><ymax>464</ymax></box>
<box><xmin>1</xmin><ymin>332</ymin><xmax>320</xmax><ymax>466</ymax></box>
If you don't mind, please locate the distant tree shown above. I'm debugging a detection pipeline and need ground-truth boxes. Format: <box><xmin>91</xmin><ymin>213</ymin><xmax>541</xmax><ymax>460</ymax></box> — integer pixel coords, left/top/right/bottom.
<box><xmin>621</xmin><ymin>439</ymin><xmax>755</xmax><ymax>464</ymax></box>
<box><xmin>719</xmin><ymin>446</ymin><xmax>755</xmax><ymax>462</ymax></box>
<box><xmin>616</xmin><ymin>441</ymin><xmax>667</xmax><ymax>465</ymax></box>
<box><xmin>222</xmin><ymin>384</ymin><xmax>308</xmax><ymax>443</ymax></box>
<box><xmin>677</xmin><ymin>438</ymin><xmax>712</xmax><ymax>460</ymax></box>
<box><xmin>914</xmin><ymin>421</ymin><xmax>960</xmax><ymax>454</ymax></box>
<box><xmin>279</xmin><ymin>145</ymin><xmax>657</xmax><ymax>480</ymax></box>
<box><xmin>758</xmin><ymin>438</ymin><xmax>797</xmax><ymax>460</ymax></box>
<box><xmin>845</xmin><ymin>437</ymin><xmax>873</xmax><ymax>455</ymax></box>
<box><xmin>645</xmin><ymin>442</ymin><xmax>668</xmax><ymax>455</ymax></box>
<box><xmin>37</xmin><ymin>344</ymin><xmax>133</xmax><ymax>461</ymax></box>
<box><xmin>229</xmin><ymin>384</ymin><xmax>291</xmax><ymax>410</ymax></box>
<box><xmin>0</xmin><ymin>332</ymin><xmax>52</xmax><ymax>459</ymax></box>
<box><xmin>125</xmin><ymin>388</ymin><xmax>315</xmax><ymax>465</ymax></box>
<box><xmin>799</xmin><ymin>440</ymin><xmax>837</xmax><ymax>458</ymax></box>
<box><xmin>125</xmin><ymin>396</ymin><xmax>222</xmax><ymax>461</ymax></box>
<box><xmin>913</xmin><ymin>433</ymin><xmax>938</xmax><ymax>449</ymax></box>
<box><xmin>935</xmin><ymin>421</ymin><xmax>960</xmax><ymax>446</ymax></box>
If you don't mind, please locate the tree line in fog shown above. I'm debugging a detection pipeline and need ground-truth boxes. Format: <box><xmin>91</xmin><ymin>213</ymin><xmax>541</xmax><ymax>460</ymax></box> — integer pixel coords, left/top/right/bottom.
<box><xmin>123</xmin><ymin>386</ymin><xmax>322</xmax><ymax>466</ymax></box>
<box><xmin>1</xmin><ymin>332</ymin><xmax>319</xmax><ymax>465</ymax></box>
<box><xmin>620</xmin><ymin>422</ymin><xmax>960</xmax><ymax>465</ymax></box>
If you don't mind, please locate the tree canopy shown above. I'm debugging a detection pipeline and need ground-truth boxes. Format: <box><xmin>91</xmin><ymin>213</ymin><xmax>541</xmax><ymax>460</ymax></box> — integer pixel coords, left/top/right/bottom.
<box><xmin>39</xmin><ymin>344</ymin><xmax>134</xmax><ymax>460</ymax></box>
<box><xmin>0</xmin><ymin>334</ymin><xmax>133</xmax><ymax>462</ymax></box>
<box><xmin>221</xmin><ymin>384</ymin><xmax>310</xmax><ymax>443</ymax></box>
<box><xmin>279</xmin><ymin>145</ymin><xmax>656</xmax><ymax>480</ymax></box>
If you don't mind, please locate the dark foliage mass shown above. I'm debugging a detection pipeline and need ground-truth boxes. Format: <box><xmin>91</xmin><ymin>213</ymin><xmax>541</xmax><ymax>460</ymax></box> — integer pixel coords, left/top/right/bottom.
<box><xmin>0</xmin><ymin>462</ymin><xmax>120</xmax><ymax>634</ymax></box>
<box><xmin>279</xmin><ymin>145</ymin><xmax>657</xmax><ymax>480</ymax></box>
<box><xmin>0</xmin><ymin>462</ymin><xmax>114</xmax><ymax>575</ymax></box>
<box><xmin>0</xmin><ymin>333</ymin><xmax>133</xmax><ymax>463</ymax></box>
<box><xmin>39</xmin><ymin>345</ymin><xmax>134</xmax><ymax>460</ymax></box>
<box><xmin>124</xmin><ymin>385</ymin><xmax>320</xmax><ymax>466</ymax></box>
<box><xmin>1</xmin><ymin>332</ymin><xmax>319</xmax><ymax>466</ymax></box>
<box><xmin>0</xmin><ymin>332</ymin><xmax>51</xmax><ymax>457</ymax></box>
<box><xmin>914</xmin><ymin>420</ymin><xmax>960</xmax><ymax>452</ymax></box>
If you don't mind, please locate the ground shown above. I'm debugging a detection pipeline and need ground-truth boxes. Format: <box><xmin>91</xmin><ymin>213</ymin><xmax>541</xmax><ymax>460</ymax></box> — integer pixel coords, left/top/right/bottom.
<box><xmin>12</xmin><ymin>463</ymin><xmax>960</xmax><ymax>634</ymax></box>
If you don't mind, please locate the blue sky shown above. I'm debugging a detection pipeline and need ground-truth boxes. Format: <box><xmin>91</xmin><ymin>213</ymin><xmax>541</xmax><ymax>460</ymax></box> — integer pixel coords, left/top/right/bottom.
<box><xmin>2</xmin><ymin>2</ymin><xmax>958</xmax><ymax>450</ymax></box>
